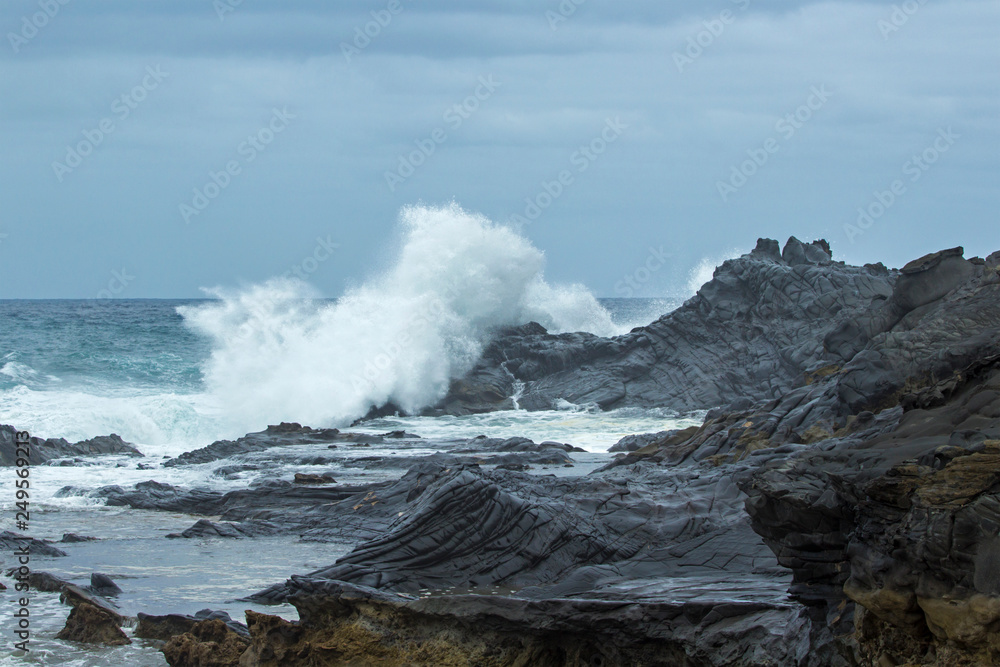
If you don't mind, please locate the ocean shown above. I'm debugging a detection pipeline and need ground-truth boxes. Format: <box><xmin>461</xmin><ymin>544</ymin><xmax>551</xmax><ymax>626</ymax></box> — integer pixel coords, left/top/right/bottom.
<box><xmin>0</xmin><ymin>295</ymin><xmax>697</xmax><ymax>666</ymax></box>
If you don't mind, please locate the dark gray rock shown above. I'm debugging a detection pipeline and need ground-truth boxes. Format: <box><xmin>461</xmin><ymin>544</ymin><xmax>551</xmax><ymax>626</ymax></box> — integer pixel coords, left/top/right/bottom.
<box><xmin>59</xmin><ymin>533</ymin><xmax>96</xmax><ymax>543</ymax></box>
<box><xmin>88</xmin><ymin>573</ymin><xmax>122</xmax><ymax>597</ymax></box>
<box><xmin>609</xmin><ymin>431</ymin><xmax>671</xmax><ymax>452</ymax></box>
<box><xmin>165</xmin><ymin>518</ymin><xmax>281</xmax><ymax>540</ymax></box>
<box><xmin>428</xmin><ymin>237</ymin><xmax>897</xmax><ymax>416</ymax></box>
<box><xmin>162</xmin><ymin>423</ymin><xmax>412</xmax><ymax>467</ymax></box>
<box><xmin>28</xmin><ymin>571</ymin><xmax>70</xmax><ymax>592</ymax></box>
<box><xmin>0</xmin><ymin>531</ymin><xmax>67</xmax><ymax>558</ymax></box>
<box><xmin>0</xmin><ymin>426</ymin><xmax>141</xmax><ymax>465</ymax></box>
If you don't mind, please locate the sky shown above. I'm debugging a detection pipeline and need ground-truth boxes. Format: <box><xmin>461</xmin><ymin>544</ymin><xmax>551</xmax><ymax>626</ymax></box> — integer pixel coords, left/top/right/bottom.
<box><xmin>0</xmin><ymin>0</ymin><xmax>997</xmax><ymax>299</ymax></box>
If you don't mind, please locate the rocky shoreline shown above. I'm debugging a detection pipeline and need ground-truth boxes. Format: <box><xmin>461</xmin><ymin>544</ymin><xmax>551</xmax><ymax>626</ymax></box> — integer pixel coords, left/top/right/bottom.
<box><xmin>4</xmin><ymin>238</ymin><xmax>998</xmax><ymax>665</ymax></box>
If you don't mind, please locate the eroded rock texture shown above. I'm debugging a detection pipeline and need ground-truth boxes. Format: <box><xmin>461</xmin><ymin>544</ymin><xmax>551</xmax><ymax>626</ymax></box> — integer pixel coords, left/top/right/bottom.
<box><xmin>86</xmin><ymin>240</ymin><xmax>1000</xmax><ymax>665</ymax></box>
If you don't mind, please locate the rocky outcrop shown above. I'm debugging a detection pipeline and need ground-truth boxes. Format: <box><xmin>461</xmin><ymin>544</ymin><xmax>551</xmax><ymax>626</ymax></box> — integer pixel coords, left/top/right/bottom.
<box><xmin>0</xmin><ymin>425</ymin><xmax>141</xmax><ymax>465</ymax></box>
<box><xmin>239</xmin><ymin>579</ymin><xmax>809</xmax><ymax>667</ymax></box>
<box><xmin>429</xmin><ymin>237</ymin><xmax>896</xmax><ymax>415</ymax></box>
<box><xmin>744</xmin><ymin>361</ymin><xmax>1000</xmax><ymax>665</ymax></box>
<box><xmin>54</xmin><ymin>584</ymin><xmax>130</xmax><ymax>646</ymax></box>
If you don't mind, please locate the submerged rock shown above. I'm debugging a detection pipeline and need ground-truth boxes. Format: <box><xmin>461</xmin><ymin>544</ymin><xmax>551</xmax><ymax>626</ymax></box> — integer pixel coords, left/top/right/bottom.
<box><xmin>292</xmin><ymin>472</ymin><xmax>336</xmax><ymax>485</ymax></box>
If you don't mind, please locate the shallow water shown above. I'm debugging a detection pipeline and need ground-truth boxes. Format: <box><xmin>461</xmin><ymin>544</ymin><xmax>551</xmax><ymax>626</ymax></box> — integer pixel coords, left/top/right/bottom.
<box><xmin>0</xmin><ymin>407</ymin><xmax>703</xmax><ymax>665</ymax></box>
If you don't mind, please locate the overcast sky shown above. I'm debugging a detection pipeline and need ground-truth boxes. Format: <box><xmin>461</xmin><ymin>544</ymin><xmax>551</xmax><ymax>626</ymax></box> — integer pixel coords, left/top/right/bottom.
<box><xmin>1</xmin><ymin>0</ymin><xmax>997</xmax><ymax>298</ymax></box>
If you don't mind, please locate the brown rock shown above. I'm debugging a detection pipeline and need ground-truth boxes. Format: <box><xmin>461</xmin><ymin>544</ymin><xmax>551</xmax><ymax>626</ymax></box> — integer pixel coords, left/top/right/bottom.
<box><xmin>162</xmin><ymin>619</ymin><xmax>249</xmax><ymax>667</ymax></box>
<box><xmin>55</xmin><ymin>602</ymin><xmax>131</xmax><ymax>646</ymax></box>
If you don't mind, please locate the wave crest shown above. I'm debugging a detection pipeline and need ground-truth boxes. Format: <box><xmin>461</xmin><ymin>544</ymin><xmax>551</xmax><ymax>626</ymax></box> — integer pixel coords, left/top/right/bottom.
<box><xmin>179</xmin><ymin>204</ymin><xmax>619</xmax><ymax>431</ymax></box>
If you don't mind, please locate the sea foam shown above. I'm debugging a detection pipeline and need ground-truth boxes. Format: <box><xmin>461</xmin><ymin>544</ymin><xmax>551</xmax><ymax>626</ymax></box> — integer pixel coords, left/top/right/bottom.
<box><xmin>179</xmin><ymin>204</ymin><xmax>620</xmax><ymax>432</ymax></box>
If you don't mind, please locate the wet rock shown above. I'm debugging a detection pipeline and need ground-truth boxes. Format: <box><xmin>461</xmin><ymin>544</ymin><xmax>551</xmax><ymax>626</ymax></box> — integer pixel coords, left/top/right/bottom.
<box><xmin>292</xmin><ymin>472</ymin><xmax>336</xmax><ymax>485</ymax></box>
<box><xmin>161</xmin><ymin>618</ymin><xmax>249</xmax><ymax>667</ymax></box>
<box><xmin>609</xmin><ymin>431</ymin><xmax>671</xmax><ymax>452</ymax></box>
<box><xmin>89</xmin><ymin>573</ymin><xmax>122</xmax><ymax>596</ymax></box>
<box><xmin>166</xmin><ymin>519</ymin><xmax>281</xmax><ymax>539</ymax></box>
<box><xmin>0</xmin><ymin>426</ymin><xmax>142</xmax><ymax>465</ymax></box>
<box><xmin>137</xmin><ymin>609</ymin><xmax>248</xmax><ymax>642</ymax></box>
<box><xmin>0</xmin><ymin>531</ymin><xmax>67</xmax><ymax>557</ymax></box>
<box><xmin>432</xmin><ymin>237</ymin><xmax>897</xmax><ymax>415</ymax></box>
<box><xmin>28</xmin><ymin>571</ymin><xmax>70</xmax><ymax>592</ymax></box>
<box><xmin>456</xmin><ymin>435</ymin><xmax>585</xmax><ymax>453</ymax></box>
<box><xmin>55</xmin><ymin>602</ymin><xmax>131</xmax><ymax>646</ymax></box>
<box><xmin>55</xmin><ymin>584</ymin><xmax>129</xmax><ymax>646</ymax></box>
<box><xmin>242</xmin><ymin>580</ymin><xmax>810</xmax><ymax>667</ymax></box>
<box><xmin>60</xmin><ymin>532</ymin><xmax>97</xmax><ymax>543</ymax></box>
<box><xmin>163</xmin><ymin>423</ymin><xmax>349</xmax><ymax>467</ymax></box>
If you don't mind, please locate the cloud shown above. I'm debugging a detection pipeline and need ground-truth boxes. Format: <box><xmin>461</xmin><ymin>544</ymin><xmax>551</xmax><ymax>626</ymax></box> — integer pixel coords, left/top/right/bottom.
<box><xmin>0</xmin><ymin>0</ymin><xmax>997</xmax><ymax>297</ymax></box>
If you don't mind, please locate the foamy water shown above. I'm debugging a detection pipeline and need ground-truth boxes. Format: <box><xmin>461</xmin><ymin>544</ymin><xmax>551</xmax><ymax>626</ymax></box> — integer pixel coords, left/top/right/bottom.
<box><xmin>178</xmin><ymin>204</ymin><xmax>627</xmax><ymax>433</ymax></box>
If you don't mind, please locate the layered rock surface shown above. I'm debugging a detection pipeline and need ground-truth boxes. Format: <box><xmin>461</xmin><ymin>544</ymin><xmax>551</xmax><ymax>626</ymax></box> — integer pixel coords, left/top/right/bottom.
<box><xmin>431</xmin><ymin>237</ymin><xmax>897</xmax><ymax>415</ymax></box>
<box><xmin>58</xmin><ymin>239</ymin><xmax>1000</xmax><ymax>665</ymax></box>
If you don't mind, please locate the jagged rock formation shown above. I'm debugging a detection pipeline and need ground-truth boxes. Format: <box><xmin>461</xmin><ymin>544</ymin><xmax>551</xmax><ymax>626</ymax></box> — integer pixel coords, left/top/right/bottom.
<box><xmin>430</xmin><ymin>237</ymin><xmax>897</xmax><ymax>415</ymax></box>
